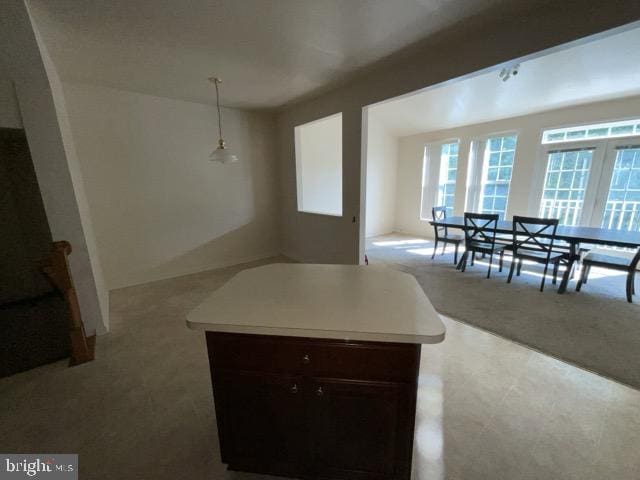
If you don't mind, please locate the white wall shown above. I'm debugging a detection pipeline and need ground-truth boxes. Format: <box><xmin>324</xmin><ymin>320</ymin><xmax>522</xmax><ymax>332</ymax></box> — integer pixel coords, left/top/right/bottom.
<box><xmin>61</xmin><ymin>82</ymin><xmax>281</xmax><ymax>289</ymax></box>
<box><xmin>32</xmin><ymin>23</ymin><xmax>110</xmax><ymax>331</ymax></box>
<box><xmin>365</xmin><ymin>114</ymin><xmax>398</xmax><ymax>237</ymax></box>
<box><xmin>295</xmin><ymin>113</ymin><xmax>342</xmax><ymax>216</ymax></box>
<box><xmin>277</xmin><ymin>4</ymin><xmax>640</xmax><ymax>265</ymax></box>
<box><xmin>0</xmin><ymin>77</ymin><xmax>22</xmax><ymax>128</ymax></box>
<box><xmin>394</xmin><ymin>95</ymin><xmax>640</xmax><ymax>237</ymax></box>
<box><xmin>1</xmin><ymin>0</ymin><xmax>106</xmax><ymax>334</ymax></box>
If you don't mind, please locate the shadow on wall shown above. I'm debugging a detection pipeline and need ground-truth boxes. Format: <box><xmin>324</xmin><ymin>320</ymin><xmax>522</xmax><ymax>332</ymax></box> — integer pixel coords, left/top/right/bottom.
<box><xmin>59</xmin><ymin>83</ymin><xmax>281</xmax><ymax>290</ymax></box>
<box><xmin>113</xmin><ymin>111</ymin><xmax>280</xmax><ymax>288</ymax></box>
<box><xmin>120</xmin><ymin>219</ymin><xmax>279</xmax><ymax>288</ymax></box>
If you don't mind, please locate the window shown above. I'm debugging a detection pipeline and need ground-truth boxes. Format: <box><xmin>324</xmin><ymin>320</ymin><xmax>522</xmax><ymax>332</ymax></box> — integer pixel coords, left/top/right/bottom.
<box><xmin>536</xmin><ymin>118</ymin><xmax>640</xmax><ymax>230</ymax></box>
<box><xmin>294</xmin><ymin>113</ymin><xmax>342</xmax><ymax>216</ymax></box>
<box><xmin>602</xmin><ymin>146</ymin><xmax>640</xmax><ymax>231</ymax></box>
<box><xmin>542</xmin><ymin>119</ymin><xmax>640</xmax><ymax>144</ymax></box>
<box><xmin>539</xmin><ymin>148</ymin><xmax>593</xmax><ymax>226</ymax></box>
<box><xmin>436</xmin><ymin>142</ymin><xmax>458</xmax><ymax>216</ymax></box>
<box><xmin>478</xmin><ymin>135</ymin><xmax>517</xmax><ymax>217</ymax></box>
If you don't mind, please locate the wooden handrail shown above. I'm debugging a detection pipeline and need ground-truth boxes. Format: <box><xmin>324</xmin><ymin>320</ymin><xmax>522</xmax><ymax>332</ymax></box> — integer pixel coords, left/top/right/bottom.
<box><xmin>41</xmin><ymin>241</ymin><xmax>95</xmax><ymax>366</ymax></box>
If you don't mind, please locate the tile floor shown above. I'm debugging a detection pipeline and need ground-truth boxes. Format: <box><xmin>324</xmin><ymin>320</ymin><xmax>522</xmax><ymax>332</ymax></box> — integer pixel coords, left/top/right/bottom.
<box><xmin>366</xmin><ymin>233</ymin><xmax>640</xmax><ymax>389</ymax></box>
<box><xmin>1</xmin><ymin>257</ymin><xmax>639</xmax><ymax>479</ymax></box>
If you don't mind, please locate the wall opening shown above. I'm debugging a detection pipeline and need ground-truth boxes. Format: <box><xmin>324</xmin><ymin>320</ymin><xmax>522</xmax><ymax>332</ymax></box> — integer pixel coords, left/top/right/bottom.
<box><xmin>295</xmin><ymin>113</ymin><xmax>343</xmax><ymax>216</ymax></box>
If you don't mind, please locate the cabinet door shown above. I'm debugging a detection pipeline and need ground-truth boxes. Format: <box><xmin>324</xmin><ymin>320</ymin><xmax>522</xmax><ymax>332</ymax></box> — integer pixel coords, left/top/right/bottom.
<box><xmin>213</xmin><ymin>370</ymin><xmax>307</xmax><ymax>475</ymax></box>
<box><xmin>310</xmin><ymin>377</ymin><xmax>414</xmax><ymax>480</ymax></box>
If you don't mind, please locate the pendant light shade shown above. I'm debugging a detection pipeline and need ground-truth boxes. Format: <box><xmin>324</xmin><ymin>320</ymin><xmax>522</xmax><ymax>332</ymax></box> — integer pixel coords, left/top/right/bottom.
<box><xmin>209</xmin><ymin>139</ymin><xmax>238</xmax><ymax>164</ymax></box>
<box><xmin>208</xmin><ymin>77</ymin><xmax>238</xmax><ymax>163</ymax></box>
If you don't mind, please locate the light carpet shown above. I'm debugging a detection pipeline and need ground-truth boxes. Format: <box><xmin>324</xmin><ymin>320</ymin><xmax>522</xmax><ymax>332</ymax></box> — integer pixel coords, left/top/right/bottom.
<box><xmin>366</xmin><ymin>234</ymin><xmax>640</xmax><ymax>389</ymax></box>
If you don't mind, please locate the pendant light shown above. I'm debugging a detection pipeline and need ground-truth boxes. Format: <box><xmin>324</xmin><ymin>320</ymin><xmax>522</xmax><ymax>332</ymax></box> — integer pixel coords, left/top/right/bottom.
<box><xmin>208</xmin><ymin>77</ymin><xmax>238</xmax><ymax>163</ymax></box>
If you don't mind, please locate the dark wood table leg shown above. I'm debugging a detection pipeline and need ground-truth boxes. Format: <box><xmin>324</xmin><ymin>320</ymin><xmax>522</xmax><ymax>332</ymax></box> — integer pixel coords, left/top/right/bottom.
<box><xmin>557</xmin><ymin>242</ymin><xmax>578</xmax><ymax>294</ymax></box>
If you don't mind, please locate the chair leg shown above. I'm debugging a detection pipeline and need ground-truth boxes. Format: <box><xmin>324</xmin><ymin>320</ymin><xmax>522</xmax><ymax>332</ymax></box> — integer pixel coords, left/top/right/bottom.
<box><xmin>540</xmin><ymin>262</ymin><xmax>550</xmax><ymax>292</ymax></box>
<box><xmin>572</xmin><ymin>257</ymin><xmax>579</xmax><ymax>279</ymax></box>
<box><xmin>583</xmin><ymin>265</ymin><xmax>591</xmax><ymax>284</ymax></box>
<box><xmin>517</xmin><ymin>258</ymin><xmax>523</xmax><ymax>276</ymax></box>
<box><xmin>432</xmin><ymin>240</ymin><xmax>438</xmax><ymax>260</ymax></box>
<box><xmin>626</xmin><ymin>271</ymin><xmax>634</xmax><ymax>303</ymax></box>
<box><xmin>458</xmin><ymin>251</ymin><xmax>467</xmax><ymax>271</ymax></box>
<box><xmin>486</xmin><ymin>252</ymin><xmax>494</xmax><ymax>279</ymax></box>
<box><xmin>552</xmin><ymin>260</ymin><xmax>559</xmax><ymax>285</ymax></box>
<box><xmin>441</xmin><ymin>241</ymin><xmax>446</xmax><ymax>255</ymax></box>
<box><xmin>584</xmin><ymin>265</ymin><xmax>591</xmax><ymax>283</ymax></box>
<box><xmin>576</xmin><ymin>263</ymin><xmax>588</xmax><ymax>292</ymax></box>
<box><xmin>499</xmin><ymin>250</ymin><xmax>504</xmax><ymax>272</ymax></box>
<box><xmin>507</xmin><ymin>259</ymin><xmax>516</xmax><ymax>283</ymax></box>
<box><xmin>454</xmin><ymin>243</ymin><xmax>459</xmax><ymax>265</ymax></box>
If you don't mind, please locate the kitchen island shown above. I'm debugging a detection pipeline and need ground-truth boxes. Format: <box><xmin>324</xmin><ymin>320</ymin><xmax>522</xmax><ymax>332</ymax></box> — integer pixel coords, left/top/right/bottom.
<box><xmin>186</xmin><ymin>263</ymin><xmax>445</xmax><ymax>480</ymax></box>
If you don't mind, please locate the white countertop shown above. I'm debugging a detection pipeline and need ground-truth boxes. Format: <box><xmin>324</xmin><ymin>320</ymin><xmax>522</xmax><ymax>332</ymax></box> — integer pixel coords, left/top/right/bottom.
<box><xmin>186</xmin><ymin>264</ymin><xmax>445</xmax><ymax>344</ymax></box>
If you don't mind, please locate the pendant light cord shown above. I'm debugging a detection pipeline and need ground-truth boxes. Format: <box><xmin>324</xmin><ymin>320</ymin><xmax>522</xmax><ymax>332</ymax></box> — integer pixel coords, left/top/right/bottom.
<box><xmin>214</xmin><ymin>79</ymin><xmax>224</xmax><ymax>141</ymax></box>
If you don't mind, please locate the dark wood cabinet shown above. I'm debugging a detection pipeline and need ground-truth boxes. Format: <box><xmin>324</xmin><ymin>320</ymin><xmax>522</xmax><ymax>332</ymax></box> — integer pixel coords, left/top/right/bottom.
<box><xmin>206</xmin><ymin>332</ymin><xmax>420</xmax><ymax>480</ymax></box>
<box><xmin>310</xmin><ymin>377</ymin><xmax>414</xmax><ymax>480</ymax></box>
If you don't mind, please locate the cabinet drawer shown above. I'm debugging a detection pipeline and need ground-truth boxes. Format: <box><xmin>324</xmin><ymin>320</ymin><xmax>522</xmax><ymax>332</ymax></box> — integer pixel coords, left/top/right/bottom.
<box><xmin>206</xmin><ymin>332</ymin><xmax>310</xmax><ymax>374</ymax></box>
<box><xmin>309</xmin><ymin>342</ymin><xmax>420</xmax><ymax>382</ymax></box>
<box><xmin>207</xmin><ymin>332</ymin><xmax>420</xmax><ymax>382</ymax></box>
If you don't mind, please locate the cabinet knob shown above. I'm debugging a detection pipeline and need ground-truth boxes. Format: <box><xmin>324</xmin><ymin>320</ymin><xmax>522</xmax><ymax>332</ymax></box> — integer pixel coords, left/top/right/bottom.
<box><xmin>290</xmin><ymin>384</ymin><xmax>298</xmax><ymax>394</ymax></box>
<box><xmin>316</xmin><ymin>386</ymin><xmax>324</xmax><ymax>396</ymax></box>
<box><xmin>302</xmin><ymin>354</ymin><xmax>311</xmax><ymax>365</ymax></box>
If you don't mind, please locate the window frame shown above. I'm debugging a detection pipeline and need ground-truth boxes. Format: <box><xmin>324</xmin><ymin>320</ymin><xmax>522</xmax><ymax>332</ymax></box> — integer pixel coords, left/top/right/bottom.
<box><xmin>534</xmin><ymin>135</ymin><xmax>640</xmax><ymax>228</ymax></box>
<box><xmin>542</xmin><ymin>117</ymin><xmax>640</xmax><ymax>145</ymax></box>
<box><xmin>469</xmin><ymin>131</ymin><xmax>519</xmax><ymax>219</ymax></box>
<box><xmin>537</xmin><ymin>142</ymin><xmax>603</xmax><ymax>226</ymax></box>
<box><xmin>419</xmin><ymin>139</ymin><xmax>460</xmax><ymax>221</ymax></box>
<box><xmin>434</xmin><ymin>140</ymin><xmax>460</xmax><ymax>217</ymax></box>
<box><xmin>593</xmin><ymin>138</ymin><xmax>640</xmax><ymax>230</ymax></box>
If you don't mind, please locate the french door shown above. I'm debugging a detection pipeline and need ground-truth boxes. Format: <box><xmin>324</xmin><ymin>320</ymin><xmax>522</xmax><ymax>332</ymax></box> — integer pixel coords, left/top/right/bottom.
<box><xmin>539</xmin><ymin>137</ymin><xmax>640</xmax><ymax>230</ymax></box>
<box><xmin>538</xmin><ymin>141</ymin><xmax>606</xmax><ymax>226</ymax></box>
<box><xmin>593</xmin><ymin>140</ymin><xmax>640</xmax><ymax>231</ymax></box>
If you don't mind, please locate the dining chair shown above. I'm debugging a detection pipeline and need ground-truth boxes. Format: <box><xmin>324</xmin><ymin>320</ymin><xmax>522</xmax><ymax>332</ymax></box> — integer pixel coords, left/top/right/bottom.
<box><xmin>431</xmin><ymin>206</ymin><xmax>464</xmax><ymax>264</ymax></box>
<box><xmin>458</xmin><ymin>212</ymin><xmax>505</xmax><ymax>278</ymax></box>
<box><xmin>507</xmin><ymin>216</ymin><xmax>565</xmax><ymax>292</ymax></box>
<box><xmin>576</xmin><ymin>247</ymin><xmax>640</xmax><ymax>302</ymax></box>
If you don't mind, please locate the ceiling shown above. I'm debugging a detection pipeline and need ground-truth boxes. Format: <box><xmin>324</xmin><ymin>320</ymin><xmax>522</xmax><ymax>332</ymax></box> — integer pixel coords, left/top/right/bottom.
<box><xmin>26</xmin><ymin>0</ymin><xmax>512</xmax><ymax>109</ymax></box>
<box><xmin>369</xmin><ymin>25</ymin><xmax>640</xmax><ymax>137</ymax></box>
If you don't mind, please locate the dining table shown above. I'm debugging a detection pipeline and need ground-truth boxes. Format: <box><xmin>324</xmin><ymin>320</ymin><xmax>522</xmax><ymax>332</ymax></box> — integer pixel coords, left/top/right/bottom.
<box><xmin>429</xmin><ymin>216</ymin><xmax>640</xmax><ymax>293</ymax></box>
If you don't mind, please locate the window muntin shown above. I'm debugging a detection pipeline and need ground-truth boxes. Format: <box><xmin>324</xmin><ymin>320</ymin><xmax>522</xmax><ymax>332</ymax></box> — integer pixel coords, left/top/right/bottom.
<box><xmin>436</xmin><ymin>142</ymin><xmax>458</xmax><ymax>216</ymax></box>
<box><xmin>542</xmin><ymin>119</ymin><xmax>640</xmax><ymax>144</ymax></box>
<box><xmin>602</xmin><ymin>146</ymin><xmax>640</xmax><ymax>231</ymax></box>
<box><xmin>539</xmin><ymin>148</ymin><xmax>593</xmax><ymax>226</ymax></box>
<box><xmin>478</xmin><ymin>135</ymin><xmax>517</xmax><ymax>217</ymax></box>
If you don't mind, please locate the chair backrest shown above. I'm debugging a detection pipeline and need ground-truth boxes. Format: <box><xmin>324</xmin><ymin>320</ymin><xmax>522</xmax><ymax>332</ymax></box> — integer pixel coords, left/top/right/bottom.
<box><xmin>511</xmin><ymin>216</ymin><xmax>559</xmax><ymax>261</ymax></box>
<box><xmin>431</xmin><ymin>206</ymin><xmax>448</xmax><ymax>239</ymax></box>
<box><xmin>463</xmin><ymin>212</ymin><xmax>499</xmax><ymax>247</ymax></box>
<box><xmin>630</xmin><ymin>247</ymin><xmax>640</xmax><ymax>271</ymax></box>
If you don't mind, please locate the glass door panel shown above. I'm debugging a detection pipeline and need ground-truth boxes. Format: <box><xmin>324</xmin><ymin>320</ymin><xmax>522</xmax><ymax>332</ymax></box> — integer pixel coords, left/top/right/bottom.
<box><xmin>539</xmin><ymin>148</ymin><xmax>594</xmax><ymax>226</ymax></box>
<box><xmin>601</xmin><ymin>146</ymin><xmax>640</xmax><ymax>231</ymax></box>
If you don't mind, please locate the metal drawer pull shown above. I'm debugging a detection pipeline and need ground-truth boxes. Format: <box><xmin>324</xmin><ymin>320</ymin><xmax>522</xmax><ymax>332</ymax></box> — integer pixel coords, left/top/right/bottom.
<box><xmin>302</xmin><ymin>354</ymin><xmax>311</xmax><ymax>364</ymax></box>
<box><xmin>291</xmin><ymin>384</ymin><xmax>298</xmax><ymax>394</ymax></box>
<box><xmin>316</xmin><ymin>386</ymin><xmax>324</xmax><ymax>396</ymax></box>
